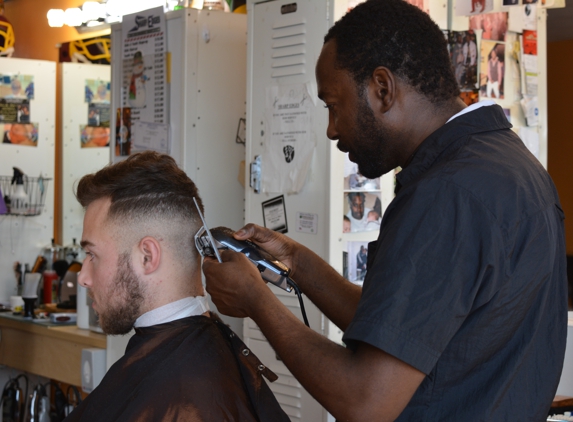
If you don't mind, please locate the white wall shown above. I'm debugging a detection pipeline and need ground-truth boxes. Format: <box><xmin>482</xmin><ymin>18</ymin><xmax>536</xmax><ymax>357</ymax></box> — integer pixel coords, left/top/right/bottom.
<box><xmin>0</xmin><ymin>58</ymin><xmax>56</xmax><ymax>303</ymax></box>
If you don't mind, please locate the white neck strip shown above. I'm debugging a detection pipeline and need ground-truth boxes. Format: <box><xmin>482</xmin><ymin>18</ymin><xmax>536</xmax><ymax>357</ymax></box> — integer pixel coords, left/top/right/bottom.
<box><xmin>446</xmin><ymin>100</ymin><xmax>496</xmax><ymax>124</ymax></box>
<box><xmin>134</xmin><ymin>296</ymin><xmax>210</xmax><ymax>328</ymax></box>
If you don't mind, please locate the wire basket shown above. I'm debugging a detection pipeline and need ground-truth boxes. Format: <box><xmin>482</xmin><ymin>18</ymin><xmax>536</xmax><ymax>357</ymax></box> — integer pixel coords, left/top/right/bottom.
<box><xmin>0</xmin><ymin>175</ymin><xmax>51</xmax><ymax>216</ymax></box>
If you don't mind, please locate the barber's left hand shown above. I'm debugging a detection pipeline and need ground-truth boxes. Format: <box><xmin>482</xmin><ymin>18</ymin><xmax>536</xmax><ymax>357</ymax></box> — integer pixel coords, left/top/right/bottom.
<box><xmin>203</xmin><ymin>249</ymin><xmax>271</xmax><ymax>319</ymax></box>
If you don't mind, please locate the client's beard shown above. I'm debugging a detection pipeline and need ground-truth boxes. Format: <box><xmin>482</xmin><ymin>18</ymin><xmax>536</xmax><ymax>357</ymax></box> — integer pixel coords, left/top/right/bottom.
<box><xmin>95</xmin><ymin>252</ymin><xmax>145</xmax><ymax>335</ymax></box>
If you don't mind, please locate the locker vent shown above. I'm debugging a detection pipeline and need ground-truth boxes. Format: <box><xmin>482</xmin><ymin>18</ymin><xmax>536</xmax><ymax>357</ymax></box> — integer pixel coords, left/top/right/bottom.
<box><xmin>271</xmin><ymin>15</ymin><xmax>307</xmax><ymax>78</ymax></box>
<box><xmin>273</xmin><ymin>367</ymin><xmax>303</xmax><ymax>421</ymax></box>
<box><xmin>246</xmin><ymin>319</ymin><xmax>304</xmax><ymax>421</ymax></box>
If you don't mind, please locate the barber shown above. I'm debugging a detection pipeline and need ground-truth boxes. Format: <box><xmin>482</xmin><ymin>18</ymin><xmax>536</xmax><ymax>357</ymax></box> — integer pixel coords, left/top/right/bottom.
<box><xmin>203</xmin><ymin>0</ymin><xmax>567</xmax><ymax>420</ymax></box>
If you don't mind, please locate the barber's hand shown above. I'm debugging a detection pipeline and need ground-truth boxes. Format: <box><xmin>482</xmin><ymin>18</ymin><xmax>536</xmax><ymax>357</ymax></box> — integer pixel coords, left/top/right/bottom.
<box><xmin>203</xmin><ymin>249</ymin><xmax>272</xmax><ymax>319</ymax></box>
<box><xmin>233</xmin><ymin>223</ymin><xmax>300</xmax><ymax>278</ymax></box>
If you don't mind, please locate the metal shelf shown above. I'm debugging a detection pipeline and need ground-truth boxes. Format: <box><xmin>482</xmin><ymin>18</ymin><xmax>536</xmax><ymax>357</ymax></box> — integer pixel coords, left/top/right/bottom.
<box><xmin>0</xmin><ymin>175</ymin><xmax>51</xmax><ymax>216</ymax></box>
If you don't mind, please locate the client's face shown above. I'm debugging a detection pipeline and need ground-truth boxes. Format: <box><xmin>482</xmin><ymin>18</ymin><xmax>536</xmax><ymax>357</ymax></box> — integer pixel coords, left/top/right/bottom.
<box><xmin>79</xmin><ymin>198</ymin><xmax>145</xmax><ymax>334</ymax></box>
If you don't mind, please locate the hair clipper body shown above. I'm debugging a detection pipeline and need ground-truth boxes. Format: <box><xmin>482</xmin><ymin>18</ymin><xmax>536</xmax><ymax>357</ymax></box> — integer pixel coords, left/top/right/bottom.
<box><xmin>195</xmin><ymin>226</ymin><xmax>293</xmax><ymax>292</ymax></box>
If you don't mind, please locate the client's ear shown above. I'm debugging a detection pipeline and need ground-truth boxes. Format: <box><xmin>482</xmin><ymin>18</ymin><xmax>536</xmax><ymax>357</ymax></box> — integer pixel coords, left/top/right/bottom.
<box><xmin>137</xmin><ymin>236</ymin><xmax>161</xmax><ymax>274</ymax></box>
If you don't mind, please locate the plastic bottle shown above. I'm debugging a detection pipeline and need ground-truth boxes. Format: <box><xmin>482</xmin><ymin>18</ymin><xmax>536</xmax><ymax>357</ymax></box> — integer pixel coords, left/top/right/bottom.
<box><xmin>9</xmin><ymin>167</ymin><xmax>28</xmax><ymax>215</ymax></box>
<box><xmin>64</xmin><ymin>238</ymin><xmax>85</xmax><ymax>263</ymax></box>
<box><xmin>42</xmin><ymin>238</ymin><xmax>64</xmax><ymax>271</ymax></box>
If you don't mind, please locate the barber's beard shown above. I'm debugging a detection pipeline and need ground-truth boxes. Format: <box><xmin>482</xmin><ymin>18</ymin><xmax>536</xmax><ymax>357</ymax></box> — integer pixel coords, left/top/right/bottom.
<box><xmin>351</xmin><ymin>97</ymin><xmax>396</xmax><ymax>179</ymax></box>
<box><xmin>96</xmin><ymin>252</ymin><xmax>145</xmax><ymax>335</ymax></box>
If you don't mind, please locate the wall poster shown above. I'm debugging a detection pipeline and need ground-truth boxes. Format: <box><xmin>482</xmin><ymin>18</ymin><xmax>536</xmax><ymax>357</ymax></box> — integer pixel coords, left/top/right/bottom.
<box><xmin>119</xmin><ymin>6</ymin><xmax>167</xmax><ymax>156</ymax></box>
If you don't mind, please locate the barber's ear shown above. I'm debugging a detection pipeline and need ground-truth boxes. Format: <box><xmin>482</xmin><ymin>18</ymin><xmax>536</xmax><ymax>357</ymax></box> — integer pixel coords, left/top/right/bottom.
<box><xmin>137</xmin><ymin>236</ymin><xmax>161</xmax><ymax>275</ymax></box>
<box><xmin>369</xmin><ymin>66</ymin><xmax>395</xmax><ymax>113</ymax></box>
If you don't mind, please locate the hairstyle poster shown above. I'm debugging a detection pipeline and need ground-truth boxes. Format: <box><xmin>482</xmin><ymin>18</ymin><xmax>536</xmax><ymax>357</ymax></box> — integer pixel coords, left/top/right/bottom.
<box><xmin>460</xmin><ymin>90</ymin><xmax>480</xmax><ymax>105</ymax></box>
<box><xmin>470</xmin><ymin>12</ymin><xmax>508</xmax><ymax>41</ymax></box>
<box><xmin>503</xmin><ymin>0</ymin><xmax>519</xmax><ymax>6</ymax></box>
<box><xmin>343</xmin><ymin>153</ymin><xmax>380</xmax><ymax>191</ymax></box>
<box><xmin>449</xmin><ymin>31</ymin><xmax>479</xmax><ymax>90</ymax></box>
<box><xmin>343</xmin><ymin>153</ymin><xmax>382</xmax><ymax>233</ymax></box>
<box><xmin>0</xmin><ymin>74</ymin><xmax>34</xmax><ymax>100</ymax></box>
<box><xmin>405</xmin><ymin>0</ymin><xmax>430</xmax><ymax>14</ymax></box>
<box><xmin>480</xmin><ymin>40</ymin><xmax>505</xmax><ymax>99</ymax></box>
<box><xmin>85</xmin><ymin>79</ymin><xmax>111</xmax><ymax>104</ymax></box>
<box><xmin>80</xmin><ymin>125</ymin><xmax>110</xmax><ymax>148</ymax></box>
<box><xmin>2</xmin><ymin>123</ymin><xmax>39</xmax><ymax>147</ymax></box>
<box><xmin>455</xmin><ymin>0</ymin><xmax>493</xmax><ymax>16</ymax></box>
<box><xmin>345</xmin><ymin>241</ymin><xmax>370</xmax><ymax>285</ymax></box>
<box><xmin>0</xmin><ymin>74</ymin><xmax>34</xmax><ymax>124</ymax></box>
<box><xmin>85</xmin><ymin>80</ymin><xmax>111</xmax><ymax>128</ymax></box>
<box><xmin>343</xmin><ymin>191</ymin><xmax>382</xmax><ymax>233</ymax></box>
<box><xmin>0</xmin><ymin>99</ymin><xmax>30</xmax><ymax>124</ymax></box>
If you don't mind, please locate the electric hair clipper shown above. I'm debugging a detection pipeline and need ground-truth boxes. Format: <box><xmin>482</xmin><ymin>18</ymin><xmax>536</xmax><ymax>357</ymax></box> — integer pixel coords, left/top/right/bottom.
<box><xmin>192</xmin><ymin>198</ymin><xmax>309</xmax><ymax>327</ymax></box>
<box><xmin>194</xmin><ymin>225</ymin><xmax>293</xmax><ymax>292</ymax></box>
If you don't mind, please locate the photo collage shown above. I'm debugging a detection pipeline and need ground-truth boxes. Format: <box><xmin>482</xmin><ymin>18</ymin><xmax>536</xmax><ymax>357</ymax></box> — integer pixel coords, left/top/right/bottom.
<box><xmin>81</xmin><ymin>79</ymin><xmax>111</xmax><ymax>149</ymax></box>
<box><xmin>0</xmin><ymin>74</ymin><xmax>38</xmax><ymax>147</ymax></box>
<box><xmin>341</xmin><ymin>153</ymin><xmax>382</xmax><ymax>286</ymax></box>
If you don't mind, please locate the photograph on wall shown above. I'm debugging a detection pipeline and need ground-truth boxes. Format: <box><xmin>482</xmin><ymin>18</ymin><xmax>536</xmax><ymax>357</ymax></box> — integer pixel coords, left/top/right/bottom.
<box><xmin>345</xmin><ymin>241</ymin><xmax>370</xmax><ymax>285</ymax></box>
<box><xmin>115</xmin><ymin>107</ymin><xmax>132</xmax><ymax>156</ymax></box>
<box><xmin>503</xmin><ymin>0</ymin><xmax>519</xmax><ymax>6</ymax></box>
<box><xmin>80</xmin><ymin>125</ymin><xmax>110</xmax><ymax>148</ymax></box>
<box><xmin>460</xmin><ymin>89</ymin><xmax>480</xmax><ymax>105</ymax></box>
<box><xmin>342</xmin><ymin>251</ymin><xmax>349</xmax><ymax>280</ymax></box>
<box><xmin>0</xmin><ymin>74</ymin><xmax>34</xmax><ymax>100</ymax></box>
<box><xmin>85</xmin><ymin>79</ymin><xmax>111</xmax><ymax>103</ymax></box>
<box><xmin>343</xmin><ymin>191</ymin><xmax>382</xmax><ymax>233</ymax></box>
<box><xmin>480</xmin><ymin>40</ymin><xmax>505</xmax><ymax>99</ymax></box>
<box><xmin>343</xmin><ymin>153</ymin><xmax>380</xmax><ymax>191</ymax></box>
<box><xmin>405</xmin><ymin>0</ymin><xmax>430</xmax><ymax>14</ymax></box>
<box><xmin>470</xmin><ymin>12</ymin><xmax>508</xmax><ymax>41</ymax></box>
<box><xmin>455</xmin><ymin>0</ymin><xmax>493</xmax><ymax>16</ymax></box>
<box><xmin>449</xmin><ymin>31</ymin><xmax>478</xmax><ymax>90</ymax></box>
<box><xmin>85</xmin><ymin>79</ymin><xmax>111</xmax><ymax>128</ymax></box>
<box><xmin>2</xmin><ymin>123</ymin><xmax>38</xmax><ymax>147</ymax></box>
<box><xmin>87</xmin><ymin>103</ymin><xmax>111</xmax><ymax>128</ymax></box>
<box><xmin>0</xmin><ymin>99</ymin><xmax>30</xmax><ymax>123</ymax></box>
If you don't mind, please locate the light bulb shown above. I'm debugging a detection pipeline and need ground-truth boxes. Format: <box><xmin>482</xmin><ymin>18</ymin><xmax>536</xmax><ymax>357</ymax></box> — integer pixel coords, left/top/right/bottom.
<box><xmin>64</xmin><ymin>8</ymin><xmax>84</xmax><ymax>27</ymax></box>
<box><xmin>47</xmin><ymin>9</ymin><xmax>65</xmax><ymax>27</ymax></box>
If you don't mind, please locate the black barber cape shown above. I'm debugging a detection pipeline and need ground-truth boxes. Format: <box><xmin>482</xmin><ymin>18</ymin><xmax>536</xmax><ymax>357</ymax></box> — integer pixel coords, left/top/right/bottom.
<box><xmin>65</xmin><ymin>313</ymin><xmax>289</xmax><ymax>422</ymax></box>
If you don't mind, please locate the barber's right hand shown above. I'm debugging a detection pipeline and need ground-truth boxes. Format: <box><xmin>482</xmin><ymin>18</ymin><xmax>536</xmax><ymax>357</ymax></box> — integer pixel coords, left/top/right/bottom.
<box><xmin>203</xmin><ymin>250</ymin><xmax>272</xmax><ymax>319</ymax></box>
<box><xmin>233</xmin><ymin>224</ymin><xmax>300</xmax><ymax>277</ymax></box>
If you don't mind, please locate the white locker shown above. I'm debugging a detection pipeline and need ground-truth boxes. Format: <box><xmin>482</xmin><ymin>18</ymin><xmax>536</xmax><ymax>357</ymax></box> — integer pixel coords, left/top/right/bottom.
<box><xmin>111</xmin><ymin>9</ymin><xmax>247</xmax><ymax>336</ymax></box>
<box><xmin>245</xmin><ymin>1</ymin><xmax>335</xmax><ymax>421</ymax></box>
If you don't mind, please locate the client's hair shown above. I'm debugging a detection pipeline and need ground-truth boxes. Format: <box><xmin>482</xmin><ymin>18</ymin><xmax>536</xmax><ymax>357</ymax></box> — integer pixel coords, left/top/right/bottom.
<box><xmin>76</xmin><ymin>151</ymin><xmax>204</xmax><ymax>260</ymax></box>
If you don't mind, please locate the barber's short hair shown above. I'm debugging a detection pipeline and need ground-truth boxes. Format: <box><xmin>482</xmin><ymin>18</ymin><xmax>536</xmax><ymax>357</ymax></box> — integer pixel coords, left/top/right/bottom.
<box><xmin>76</xmin><ymin>152</ymin><xmax>204</xmax><ymax>260</ymax></box>
<box><xmin>324</xmin><ymin>0</ymin><xmax>459</xmax><ymax>104</ymax></box>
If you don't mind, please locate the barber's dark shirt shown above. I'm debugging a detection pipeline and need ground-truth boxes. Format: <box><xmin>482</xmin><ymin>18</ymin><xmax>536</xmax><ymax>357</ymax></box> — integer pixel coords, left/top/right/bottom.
<box><xmin>343</xmin><ymin>105</ymin><xmax>567</xmax><ymax>421</ymax></box>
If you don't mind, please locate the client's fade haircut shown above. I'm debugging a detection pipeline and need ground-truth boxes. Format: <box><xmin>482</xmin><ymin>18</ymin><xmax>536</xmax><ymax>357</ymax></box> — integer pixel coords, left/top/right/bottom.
<box><xmin>76</xmin><ymin>151</ymin><xmax>204</xmax><ymax>239</ymax></box>
<box><xmin>325</xmin><ymin>0</ymin><xmax>460</xmax><ymax>104</ymax></box>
